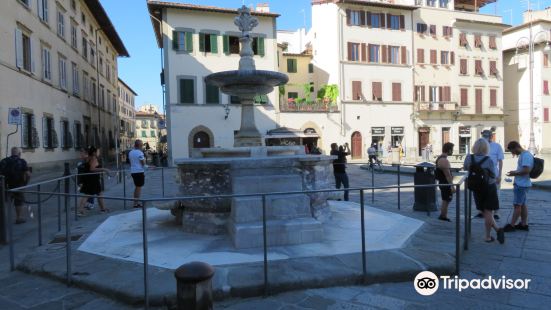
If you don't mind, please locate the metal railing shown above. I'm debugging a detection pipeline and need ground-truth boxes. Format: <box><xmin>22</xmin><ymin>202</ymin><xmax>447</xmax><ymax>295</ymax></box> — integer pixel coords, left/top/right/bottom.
<box><xmin>1</xmin><ymin>163</ymin><xmax>473</xmax><ymax>309</ymax></box>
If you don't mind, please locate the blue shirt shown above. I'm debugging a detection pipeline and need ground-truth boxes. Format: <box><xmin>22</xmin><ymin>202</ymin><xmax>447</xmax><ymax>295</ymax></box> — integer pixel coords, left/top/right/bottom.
<box><xmin>515</xmin><ymin>151</ymin><xmax>534</xmax><ymax>188</ymax></box>
<box><xmin>488</xmin><ymin>142</ymin><xmax>504</xmax><ymax>175</ymax></box>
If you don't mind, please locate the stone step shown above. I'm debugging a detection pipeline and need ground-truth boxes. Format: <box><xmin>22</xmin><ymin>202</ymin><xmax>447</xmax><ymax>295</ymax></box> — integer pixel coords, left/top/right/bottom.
<box><xmin>229</xmin><ymin>217</ymin><xmax>323</xmax><ymax>249</ymax></box>
<box><xmin>231</xmin><ymin>174</ymin><xmax>302</xmax><ymax>194</ymax></box>
<box><xmin>231</xmin><ymin>194</ymin><xmax>311</xmax><ymax>223</ymax></box>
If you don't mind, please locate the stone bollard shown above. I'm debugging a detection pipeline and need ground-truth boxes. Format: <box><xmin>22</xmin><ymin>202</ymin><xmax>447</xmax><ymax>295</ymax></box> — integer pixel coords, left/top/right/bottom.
<box><xmin>175</xmin><ymin>261</ymin><xmax>215</xmax><ymax>310</ymax></box>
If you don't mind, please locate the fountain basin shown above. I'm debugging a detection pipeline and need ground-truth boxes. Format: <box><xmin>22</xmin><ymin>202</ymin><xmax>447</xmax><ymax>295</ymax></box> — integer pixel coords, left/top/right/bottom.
<box><xmin>205</xmin><ymin>70</ymin><xmax>288</xmax><ymax>97</ymax></box>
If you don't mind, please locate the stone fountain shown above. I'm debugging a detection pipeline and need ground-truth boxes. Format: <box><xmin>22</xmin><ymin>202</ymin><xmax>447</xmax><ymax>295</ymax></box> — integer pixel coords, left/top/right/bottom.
<box><xmin>172</xmin><ymin>6</ymin><xmax>335</xmax><ymax>249</ymax></box>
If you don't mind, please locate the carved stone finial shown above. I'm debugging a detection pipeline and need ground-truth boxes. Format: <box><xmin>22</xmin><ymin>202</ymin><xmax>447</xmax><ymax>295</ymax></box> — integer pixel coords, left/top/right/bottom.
<box><xmin>234</xmin><ymin>5</ymin><xmax>258</xmax><ymax>35</ymax></box>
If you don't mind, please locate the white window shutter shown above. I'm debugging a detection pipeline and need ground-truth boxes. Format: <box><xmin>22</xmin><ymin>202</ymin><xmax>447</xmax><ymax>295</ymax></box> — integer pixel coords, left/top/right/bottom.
<box><xmin>15</xmin><ymin>29</ymin><xmax>23</xmax><ymax>68</ymax></box>
<box><xmin>30</xmin><ymin>37</ymin><xmax>35</xmax><ymax>74</ymax></box>
<box><xmin>21</xmin><ymin>113</ymin><xmax>28</xmax><ymax>148</ymax></box>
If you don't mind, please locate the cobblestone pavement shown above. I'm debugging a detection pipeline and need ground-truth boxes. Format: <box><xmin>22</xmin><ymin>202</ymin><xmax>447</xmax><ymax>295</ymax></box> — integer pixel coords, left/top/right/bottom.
<box><xmin>1</xmin><ymin>165</ymin><xmax>550</xmax><ymax>309</ymax></box>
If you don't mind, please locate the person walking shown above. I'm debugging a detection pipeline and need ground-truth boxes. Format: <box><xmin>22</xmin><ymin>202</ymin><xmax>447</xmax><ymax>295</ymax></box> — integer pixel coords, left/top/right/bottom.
<box><xmin>330</xmin><ymin>143</ymin><xmax>350</xmax><ymax>201</ymax></box>
<box><xmin>77</xmin><ymin>146</ymin><xmax>110</xmax><ymax>215</ymax></box>
<box><xmin>474</xmin><ymin>130</ymin><xmax>504</xmax><ymax>220</ymax></box>
<box><xmin>367</xmin><ymin>144</ymin><xmax>378</xmax><ymax>168</ymax></box>
<box><xmin>435</xmin><ymin>142</ymin><xmax>455</xmax><ymax>222</ymax></box>
<box><xmin>464</xmin><ymin>138</ymin><xmax>504</xmax><ymax>244</ymax></box>
<box><xmin>503</xmin><ymin>141</ymin><xmax>534</xmax><ymax>232</ymax></box>
<box><xmin>129</xmin><ymin>139</ymin><xmax>146</xmax><ymax>208</ymax></box>
<box><xmin>0</xmin><ymin>147</ymin><xmax>31</xmax><ymax>224</ymax></box>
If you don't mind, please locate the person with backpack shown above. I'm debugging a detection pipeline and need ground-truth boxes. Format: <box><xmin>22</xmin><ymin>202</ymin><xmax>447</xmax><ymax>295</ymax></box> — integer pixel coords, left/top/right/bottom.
<box><xmin>77</xmin><ymin>146</ymin><xmax>110</xmax><ymax>216</ymax></box>
<box><xmin>435</xmin><ymin>142</ymin><xmax>455</xmax><ymax>222</ymax></box>
<box><xmin>0</xmin><ymin>147</ymin><xmax>31</xmax><ymax>224</ymax></box>
<box><xmin>464</xmin><ymin>138</ymin><xmax>504</xmax><ymax>244</ymax></box>
<box><xmin>504</xmin><ymin>141</ymin><xmax>535</xmax><ymax>232</ymax></box>
<box><xmin>129</xmin><ymin>140</ymin><xmax>146</xmax><ymax>208</ymax></box>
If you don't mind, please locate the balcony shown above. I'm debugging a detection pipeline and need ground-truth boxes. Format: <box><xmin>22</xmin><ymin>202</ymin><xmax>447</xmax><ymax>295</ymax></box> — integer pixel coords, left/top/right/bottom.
<box><xmin>417</xmin><ymin>102</ymin><xmax>460</xmax><ymax>112</ymax></box>
<box><xmin>279</xmin><ymin>100</ymin><xmax>339</xmax><ymax>113</ymax></box>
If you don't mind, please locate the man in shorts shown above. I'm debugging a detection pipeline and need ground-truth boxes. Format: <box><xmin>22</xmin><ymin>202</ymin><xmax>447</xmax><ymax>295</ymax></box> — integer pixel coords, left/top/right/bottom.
<box><xmin>504</xmin><ymin>141</ymin><xmax>534</xmax><ymax>232</ymax></box>
<box><xmin>0</xmin><ymin>147</ymin><xmax>31</xmax><ymax>224</ymax></box>
<box><xmin>129</xmin><ymin>140</ymin><xmax>146</xmax><ymax>208</ymax></box>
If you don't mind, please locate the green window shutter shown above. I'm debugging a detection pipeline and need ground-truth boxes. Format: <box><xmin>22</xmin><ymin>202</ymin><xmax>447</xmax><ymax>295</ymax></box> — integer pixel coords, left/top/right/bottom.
<box><xmin>180</xmin><ymin>79</ymin><xmax>194</xmax><ymax>103</ymax></box>
<box><xmin>223</xmin><ymin>35</ymin><xmax>229</xmax><ymax>55</ymax></box>
<box><xmin>258</xmin><ymin>37</ymin><xmax>265</xmax><ymax>57</ymax></box>
<box><xmin>230</xmin><ymin>96</ymin><xmax>241</xmax><ymax>104</ymax></box>
<box><xmin>287</xmin><ymin>59</ymin><xmax>293</xmax><ymax>73</ymax></box>
<box><xmin>199</xmin><ymin>33</ymin><xmax>205</xmax><ymax>52</ymax></box>
<box><xmin>185</xmin><ymin>32</ymin><xmax>193</xmax><ymax>52</ymax></box>
<box><xmin>205</xmin><ymin>83</ymin><xmax>219</xmax><ymax>104</ymax></box>
<box><xmin>210</xmin><ymin>34</ymin><xmax>218</xmax><ymax>53</ymax></box>
<box><xmin>308</xmin><ymin>63</ymin><xmax>314</xmax><ymax>73</ymax></box>
<box><xmin>172</xmin><ymin>31</ymin><xmax>179</xmax><ymax>50</ymax></box>
<box><xmin>254</xmin><ymin>95</ymin><xmax>268</xmax><ymax>104</ymax></box>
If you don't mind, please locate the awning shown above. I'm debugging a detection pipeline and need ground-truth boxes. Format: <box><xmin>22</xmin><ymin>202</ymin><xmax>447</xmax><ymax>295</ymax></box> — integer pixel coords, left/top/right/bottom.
<box><xmin>266</xmin><ymin>127</ymin><xmax>319</xmax><ymax>139</ymax></box>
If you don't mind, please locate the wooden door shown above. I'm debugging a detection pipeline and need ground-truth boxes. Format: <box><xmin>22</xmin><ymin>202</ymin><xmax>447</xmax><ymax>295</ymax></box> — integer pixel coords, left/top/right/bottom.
<box><xmin>442</xmin><ymin>128</ymin><xmax>451</xmax><ymax>144</ymax></box>
<box><xmin>418</xmin><ymin>128</ymin><xmax>430</xmax><ymax>156</ymax></box>
<box><xmin>351</xmin><ymin>131</ymin><xmax>362</xmax><ymax>159</ymax></box>
<box><xmin>193</xmin><ymin>131</ymin><xmax>210</xmax><ymax>148</ymax></box>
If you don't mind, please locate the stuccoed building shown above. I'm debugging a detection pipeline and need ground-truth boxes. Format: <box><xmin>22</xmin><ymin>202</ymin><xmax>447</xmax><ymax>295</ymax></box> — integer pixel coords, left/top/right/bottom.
<box><xmin>135</xmin><ymin>104</ymin><xmax>163</xmax><ymax>152</ymax></box>
<box><xmin>148</xmin><ymin>1</ymin><xmax>280</xmax><ymax>163</ymax></box>
<box><xmin>0</xmin><ymin>0</ymin><xmax>128</xmax><ymax>171</ymax></box>
<box><xmin>118</xmin><ymin>78</ymin><xmax>137</xmax><ymax>151</ymax></box>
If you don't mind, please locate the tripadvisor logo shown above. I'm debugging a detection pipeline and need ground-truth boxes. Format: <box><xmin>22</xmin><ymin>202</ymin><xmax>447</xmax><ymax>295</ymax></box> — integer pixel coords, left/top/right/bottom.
<box><xmin>413</xmin><ymin>271</ymin><xmax>531</xmax><ymax>296</ymax></box>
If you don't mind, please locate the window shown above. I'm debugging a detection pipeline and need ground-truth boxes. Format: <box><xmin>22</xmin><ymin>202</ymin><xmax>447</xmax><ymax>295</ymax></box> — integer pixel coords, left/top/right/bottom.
<box><xmin>251</xmin><ymin>37</ymin><xmax>265</xmax><ymax>56</ymax></box>
<box><xmin>58</xmin><ymin>56</ymin><xmax>67</xmax><ymax>89</ymax></box>
<box><xmin>38</xmin><ymin>0</ymin><xmax>49</xmax><ymax>22</ymax></box>
<box><xmin>179</xmin><ymin>78</ymin><xmax>195</xmax><ymax>104</ymax></box>
<box><xmin>426</xmin><ymin>0</ymin><xmax>436</xmax><ymax>6</ymax></box>
<box><xmin>223</xmin><ymin>35</ymin><xmax>240</xmax><ymax>54</ymax></box>
<box><xmin>81</xmin><ymin>12</ymin><xmax>86</xmax><ymax>24</ymax></box>
<box><xmin>369</xmin><ymin>44</ymin><xmax>380</xmax><ymax>63</ymax></box>
<box><xmin>230</xmin><ymin>96</ymin><xmax>241</xmax><ymax>104</ymax></box>
<box><xmin>288</xmin><ymin>92</ymin><xmax>298</xmax><ymax>102</ymax></box>
<box><xmin>490</xmin><ymin>89</ymin><xmax>497</xmax><ymax>107</ymax></box>
<box><xmin>141</xmin><ymin>130</ymin><xmax>147</xmax><ymax>138</ymax></box>
<box><xmin>392</xmin><ymin>83</ymin><xmax>401</xmax><ymax>101</ymax></box>
<box><xmin>41</xmin><ymin>47</ymin><xmax>51</xmax><ymax>81</ymax></box>
<box><xmin>60</xmin><ymin>120</ymin><xmax>72</xmax><ymax>149</ymax></box>
<box><xmin>545</xmin><ymin>108</ymin><xmax>550</xmax><ymax>122</ymax></box>
<box><xmin>440</xmin><ymin>86</ymin><xmax>451</xmax><ymax>102</ymax></box>
<box><xmin>544</xmin><ymin>80</ymin><xmax>550</xmax><ymax>95</ymax></box>
<box><xmin>460</xmin><ymin>88</ymin><xmax>468</xmax><ymax>106</ymax></box>
<box><xmin>199</xmin><ymin>33</ymin><xmax>218</xmax><ymax>54</ymax></box>
<box><xmin>43</xmin><ymin>116</ymin><xmax>57</xmax><ymax>149</ymax></box>
<box><xmin>57</xmin><ymin>10</ymin><xmax>65</xmax><ymax>39</ymax></box>
<box><xmin>545</xmin><ymin>53</ymin><xmax>550</xmax><ymax>67</ymax></box>
<box><xmin>474</xmin><ymin>35</ymin><xmax>482</xmax><ymax>48</ymax></box>
<box><xmin>475</xmin><ymin>60</ymin><xmax>484</xmax><ymax>76</ymax></box>
<box><xmin>475</xmin><ymin>89</ymin><xmax>483</xmax><ymax>113</ymax></box>
<box><xmin>71</xmin><ymin>0</ymin><xmax>76</xmax><ymax>10</ymax></box>
<box><xmin>348</xmin><ymin>10</ymin><xmax>362</xmax><ymax>26</ymax></box>
<box><xmin>254</xmin><ymin>95</ymin><xmax>268</xmax><ymax>104</ymax></box>
<box><xmin>90</xmin><ymin>43</ymin><xmax>95</xmax><ymax>67</ymax></box>
<box><xmin>460</xmin><ymin>59</ymin><xmax>468</xmax><ymax>75</ymax></box>
<box><xmin>82</xmin><ymin>37</ymin><xmax>88</xmax><ymax>59</ymax></box>
<box><xmin>106</xmin><ymin>63</ymin><xmax>111</xmax><ymax>82</ymax></box>
<box><xmin>417</xmin><ymin>48</ymin><xmax>425</xmax><ymax>63</ymax></box>
<box><xmin>71</xmin><ymin>23</ymin><xmax>78</xmax><ymax>49</ymax></box>
<box><xmin>414</xmin><ymin>85</ymin><xmax>426</xmax><ymax>102</ymax></box>
<box><xmin>443</xmin><ymin>26</ymin><xmax>453</xmax><ymax>37</ymax></box>
<box><xmin>151</xmin><ymin>130</ymin><xmax>156</xmax><ymax>138</ymax></box>
<box><xmin>430</xmin><ymin>50</ymin><xmax>437</xmax><ymax>65</ymax></box>
<box><xmin>489</xmin><ymin>36</ymin><xmax>497</xmax><ymax>49</ymax></box>
<box><xmin>173</xmin><ymin>31</ymin><xmax>193</xmax><ymax>52</ymax></box>
<box><xmin>100</xmin><ymin>85</ymin><xmax>105</xmax><ymax>109</ymax></box>
<box><xmin>15</xmin><ymin>29</ymin><xmax>32</xmax><ymax>72</ymax></box>
<box><xmin>99</xmin><ymin>55</ymin><xmax>103</xmax><ymax>76</ymax></box>
<box><xmin>416</xmin><ymin>23</ymin><xmax>428</xmax><ymax>35</ymax></box>
<box><xmin>91</xmin><ymin>79</ymin><xmax>97</xmax><ymax>104</ymax></box>
<box><xmin>352</xmin><ymin>81</ymin><xmax>362</xmax><ymax>100</ymax></box>
<box><xmin>370</xmin><ymin>12</ymin><xmax>381</xmax><ymax>28</ymax></box>
<box><xmin>389</xmin><ymin>15</ymin><xmax>400</xmax><ymax>30</ymax></box>
<box><xmin>83</xmin><ymin>71</ymin><xmax>89</xmax><ymax>100</ymax></box>
<box><xmin>439</xmin><ymin>0</ymin><xmax>449</xmax><ymax>8</ymax></box>
<box><xmin>389</xmin><ymin>46</ymin><xmax>400</xmax><ymax>64</ymax></box>
<box><xmin>441</xmin><ymin>51</ymin><xmax>449</xmax><ymax>65</ymax></box>
<box><xmin>348</xmin><ymin>43</ymin><xmax>360</xmax><ymax>61</ymax></box>
<box><xmin>308</xmin><ymin>63</ymin><xmax>314</xmax><ymax>73</ymax></box>
<box><xmin>429</xmin><ymin>86</ymin><xmax>438</xmax><ymax>102</ymax></box>
<box><xmin>429</xmin><ymin>25</ymin><xmax>436</xmax><ymax>36</ymax></box>
<box><xmin>489</xmin><ymin>61</ymin><xmax>498</xmax><ymax>76</ymax></box>
<box><xmin>19</xmin><ymin>0</ymin><xmax>30</xmax><ymax>7</ymax></box>
<box><xmin>372</xmin><ymin>82</ymin><xmax>382</xmax><ymax>101</ymax></box>
<box><xmin>74</xmin><ymin>122</ymin><xmax>82</xmax><ymax>149</ymax></box>
<box><xmin>21</xmin><ymin>113</ymin><xmax>39</xmax><ymax>149</ymax></box>
<box><xmin>287</xmin><ymin>59</ymin><xmax>298</xmax><ymax>73</ymax></box>
<box><xmin>459</xmin><ymin>33</ymin><xmax>468</xmax><ymax>47</ymax></box>
<box><xmin>205</xmin><ymin>83</ymin><xmax>219</xmax><ymax>104</ymax></box>
<box><xmin>72</xmin><ymin>62</ymin><xmax>79</xmax><ymax>95</ymax></box>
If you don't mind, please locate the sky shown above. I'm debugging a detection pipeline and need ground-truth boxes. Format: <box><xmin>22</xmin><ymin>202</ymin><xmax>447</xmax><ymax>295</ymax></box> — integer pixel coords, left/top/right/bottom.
<box><xmin>101</xmin><ymin>0</ymin><xmax>551</xmax><ymax>112</ymax></box>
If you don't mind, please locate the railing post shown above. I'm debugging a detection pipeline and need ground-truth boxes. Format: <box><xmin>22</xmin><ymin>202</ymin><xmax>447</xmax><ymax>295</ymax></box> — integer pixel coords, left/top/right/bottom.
<box><xmin>397</xmin><ymin>165</ymin><xmax>401</xmax><ymax>210</ymax></box>
<box><xmin>64</xmin><ymin>169</ymin><xmax>72</xmax><ymax>286</ymax></box>
<box><xmin>371</xmin><ymin>167</ymin><xmax>375</xmax><ymax>203</ymax></box>
<box><xmin>468</xmin><ymin>189</ymin><xmax>472</xmax><ymax>239</ymax></box>
<box><xmin>262</xmin><ymin>194</ymin><xmax>268</xmax><ymax>296</ymax></box>
<box><xmin>8</xmin><ymin>197</ymin><xmax>15</xmax><ymax>271</ymax></box>
<box><xmin>57</xmin><ymin>180</ymin><xmax>61</xmax><ymax>232</ymax></box>
<box><xmin>37</xmin><ymin>185</ymin><xmax>42</xmax><ymax>246</ymax></box>
<box><xmin>123</xmin><ymin>170</ymin><xmax>127</xmax><ymax>210</ymax></box>
<box><xmin>0</xmin><ymin>176</ymin><xmax>7</xmax><ymax>245</ymax></box>
<box><xmin>161</xmin><ymin>167</ymin><xmax>165</xmax><ymax>197</ymax></box>
<box><xmin>455</xmin><ymin>184</ymin><xmax>460</xmax><ymax>275</ymax></box>
<box><xmin>142</xmin><ymin>200</ymin><xmax>149</xmax><ymax>309</ymax></box>
<box><xmin>464</xmin><ymin>185</ymin><xmax>469</xmax><ymax>251</ymax></box>
<box><xmin>360</xmin><ymin>189</ymin><xmax>367</xmax><ymax>283</ymax></box>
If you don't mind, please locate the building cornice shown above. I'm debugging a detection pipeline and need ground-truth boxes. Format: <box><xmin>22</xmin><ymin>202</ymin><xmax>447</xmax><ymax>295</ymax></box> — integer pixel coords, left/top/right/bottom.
<box><xmin>118</xmin><ymin>78</ymin><xmax>138</xmax><ymax>96</ymax></box>
<box><xmin>503</xmin><ymin>19</ymin><xmax>551</xmax><ymax>34</ymax></box>
<box><xmin>83</xmin><ymin>0</ymin><xmax>129</xmax><ymax>57</ymax></box>
<box><xmin>312</xmin><ymin>0</ymin><xmax>418</xmax><ymax>11</ymax></box>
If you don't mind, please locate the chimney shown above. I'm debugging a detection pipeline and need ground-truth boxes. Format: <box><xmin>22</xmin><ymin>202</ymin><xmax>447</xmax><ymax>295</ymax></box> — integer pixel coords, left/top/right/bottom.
<box><xmin>256</xmin><ymin>3</ymin><xmax>270</xmax><ymax>13</ymax></box>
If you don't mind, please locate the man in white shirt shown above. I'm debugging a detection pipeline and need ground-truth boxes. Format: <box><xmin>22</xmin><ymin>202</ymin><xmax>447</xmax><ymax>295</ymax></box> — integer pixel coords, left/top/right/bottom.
<box><xmin>128</xmin><ymin>139</ymin><xmax>146</xmax><ymax>208</ymax></box>
<box><xmin>474</xmin><ymin>129</ymin><xmax>504</xmax><ymax>220</ymax></box>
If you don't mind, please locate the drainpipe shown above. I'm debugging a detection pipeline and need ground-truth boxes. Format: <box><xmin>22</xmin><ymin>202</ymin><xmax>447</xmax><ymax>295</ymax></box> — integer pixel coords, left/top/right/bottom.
<box><xmin>410</xmin><ymin>9</ymin><xmax>416</xmax><ymax>160</ymax></box>
<box><xmin>338</xmin><ymin>7</ymin><xmax>345</xmax><ymax>137</ymax></box>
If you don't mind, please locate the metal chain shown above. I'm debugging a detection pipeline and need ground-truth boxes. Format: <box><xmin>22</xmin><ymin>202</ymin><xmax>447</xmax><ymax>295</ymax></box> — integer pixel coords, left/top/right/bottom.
<box><xmin>21</xmin><ymin>183</ymin><xmax>62</xmax><ymax>205</ymax></box>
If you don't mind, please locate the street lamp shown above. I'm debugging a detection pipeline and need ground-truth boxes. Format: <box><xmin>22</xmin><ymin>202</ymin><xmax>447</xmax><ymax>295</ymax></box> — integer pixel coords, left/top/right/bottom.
<box><xmin>515</xmin><ymin>29</ymin><xmax>550</xmax><ymax>155</ymax></box>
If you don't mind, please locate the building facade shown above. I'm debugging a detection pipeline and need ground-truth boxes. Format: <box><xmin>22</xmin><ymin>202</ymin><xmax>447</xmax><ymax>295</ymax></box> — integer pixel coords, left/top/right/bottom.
<box><xmin>118</xmin><ymin>78</ymin><xmax>137</xmax><ymax>151</ymax></box>
<box><xmin>135</xmin><ymin>104</ymin><xmax>163</xmax><ymax>152</ymax></box>
<box><xmin>148</xmin><ymin>1</ymin><xmax>280</xmax><ymax>162</ymax></box>
<box><xmin>0</xmin><ymin>0</ymin><xmax>128</xmax><ymax>171</ymax></box>
<box><xmin>503</xmin><ymin>9</ymin><xmax>551</xmax><ymax>154</ymax></box>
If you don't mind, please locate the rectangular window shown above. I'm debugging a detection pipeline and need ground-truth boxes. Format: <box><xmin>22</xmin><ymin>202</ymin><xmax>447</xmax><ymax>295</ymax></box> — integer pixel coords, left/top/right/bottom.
<box><xmin>352</xmin><ymin>81</ymin><xmax>362</xmax><ymax>100</ymax></box>
<box><xmin>460</xmin><ymin>88</ymin><xmax>468</xmax><ymax>106</ymax></box>
<box><xmin>417</xmin><ymin>49</ymin><xmax>425</xmax><ymax>63</ymax></box>
<box><xmin>475</xmin><ymin>89</ymin><xmax>483</xmax><ymax>113</ymax></box>
<box><xmin>252</xmin><ymin>37</ymin><xmax>265</xmax><ymax>56</ymax></box>
<box><xmin>441</xmin><ymin>51</ymin><xmax>449</xmax><ymax>65</ymax></box>
<box><xmin>426</xmin><ymin>0</ymin><xmax>436</xmax><ymax>6</ymax></box>
<box><xmin>414</xmin><ymin>85</ymin><xmax>425</xmax><ymax>102</ymax></box>
<box><xmin>43</xmin><ymin>116</ymin><xmax>56</xmax><ymax>149</ymax></box>
<box><xmin>388</xmin><ymin>46</ymin><xmax>400</xmax><ymax>64</ymax></box>
<box><xmin>100</xmin><ymin>85</ymin><xmax>105</xmax><ymax>109</ymax></box>
<box><xmin>151</xmin><ymin>130</ymin><xmax>156</xmax><ymax>137</ymax></box>
<box><xmin>58</xmin><ymin>56</ymin><xmax>67</xmax><ymax>89</ymax></box>
<box><xmin>416</xmin><ymin>23</ymin><xmax>428</xmax><ymax>35</ymax></box>
<box><xmin>72</xmin><ymin>62</ymin><xmax>79</xmax><ymax>95</ymax></box>
<box><xmin>545</xmin><ymin>53</ymin><xmax>550</xmax><ymax>67</ymax></box>
<box><xmin>21</xmin><ymin>113</ymin><xmax>37</xmax><ymax>149</ymax></box>
<box><xmin>74</xmin><ymin>122</ymin><xmax>82</xmax><ymax>149</ymax></box>
<box><xmin>389</xmin><ymin>15</ymin><xmax>400</xmax><ymax>30</ymax></box>
<box><xmin>106</xmin><ymin>63</ymin><xmax>111</xmax><ymax>82</ymax></box>
<box><xmin>60</xmin><ymin>120</ymin><xmax>71</xmax><ymax>149</ymax></box>
<box><xmin>430</xmin><ymin>50</ymin><xmax>437</xmax><ymax>65</ymax></box>
<box><xmin>490</xmin><ymin>89</ymin><xmax>497</xmax><ymax>107</ymax></box>
<box><xmin>223</xmin><ymin>35</ymin><xmax>240</xmax><ymax>54</ymax></box>
<box><xmin>287</xmin><ymin>58</ymin><xmax>298</xmax><ymax>73</ymax></box>
<box><xmin>489</xmin><ymin>36</ymin><xmax>497</xmax><ymax>49</ymax></box>
<box><xmin>439</xmin><ymin>0</ymin><xmax>449</xmax><ymax>8</ymax></box>
<box><xmin>544</xmin><ymin>108</ymin><xmax>550</xmax><ymax>122</ymax></box>
<box><xmin>254</xmin><ymin>95</ymin><xmax>268</xmax><ymax>104</ymax></box>
<box><xmin>440</xmin><ymin>86</ymin><xmax>451</xmax><ymax>102</ymax></box>
<box><xmin>460</xmin><ymin>59</ymin><xmax>468</xmax><ymax>75</ymax></box>
<box><xmin>544</xmin><ymin>80</ymin><xmax>549</xmax><ymax>95</ymax></box>
<box><xmin>179</xmin><ymin>78</ymin><xmax>195</xmax><ymax>104</ymax></box>
<box><xmin>288</xmin><ymin>92</ymin><xmax>298</xmax><ymax>102</ymax></box>
<box><xmin>369</xmin><ymin>44</ymin><xmax>380</xmax><ymax>63</ymax></box>
<box><xmin>57</xmin><ymin>10</ymin><xmax>65</xmax><ymax>39</ymax></box>
<box><xmin>372</xmin><ymin>82</ymin><xmax>382</xmax><ymax>101</ymax></box>
<box><xmin>474</xmin><ymin>34</ymin><xmax>482</xmax><ymax>48</ymax></box>
<box><xmin>199</xmin><ymin>33</ymin><xmax>218</xmax><ymax>54</ymax></box>
<box><xmin>349</xmin><ymin>10</ymin><xmax>362</xmax><ymax>26</ymax></box>
<box><xmin>348</xmin><ymin>43</ymin><xmax>360</xmax><ymax>61</ymax></box>
<box><xmin>173</xmin><ymin>31</ymin><xmax>193</xmax><ymax>52</ymax></box>
<box><xmin>71</xmin><ymin>23</ymin><xmax>77</xmax><ymax>49</ymax></box>
<box><xmin>443</xmin><ymin>26</ymin><xmax>453</xmax><ymax>37</ymax></box>
<box><xmin>141</xmin><ymin>130</ymin><xmax>147</xmax><ymax>138</ymax></box>
<box><xmin>429</xmin><ymin>86</ymin><xmax>438</xmax><ymax>102</ymax></box>
<box><xmin>91</xmin><ymin>79</ymin><xmax>97</xmax><ymax>104</ymax></box>
<box><xmin>459</xmin><ymin>33</ymin><xmax>468</xmax><ymax>47</ymax></box>
<box><xmin>15</xmin><ymin>29</ymin><xmax>32</xmax><ymax>72</ymax></box>
<box><xmin>429</xmin><ymin>25</ymin><xmax>436</xmax><ymax>36</ymax></box>
<box><xmin>489</xmin><ymin>61</ymin><xmax>498</xmax><ymax>76</ymax></box>
<box><xmin>308</xmin><ymin>63</ymin><xmax>314</xmax><ymax>73</ymax></box>
<box><xmin>90</xmin><ymin>43</ymin><xmax>96</xmax><ymax>67</ymax></box>
<box><xmin>41</xmin><ymin>47</ymin><xmax>51</xmax><ymax>81</ymax></box>
<box><xmin>38</xmin><ymin>0</ymin><xmax>49</xmax><ymax>22</ymax></box>
<box><xmin>82</xmin><ymin>37</ymin><xmax>88</xmax><ymax>59</ymax></box>
<box><xmin>371</xmin><ymin>13</ymin><xmax>381</xmax><ymax>28</ymax></box>
<box><xmin>392</xmin><ymin>83</ymin><xmax>401</xmax><ymax>102</ymax></box>
<box><xmin>83</xmin><ymin>71</ymin><xmax>89</xmax><ymax>100</ymax></box>
<box><xmin>475</xmin><ymin>60</ymin><xmax>484</xmax><ymax>76</ymax></box>
<box><xmin>205</xmin><ymin>83</ymin><xmax>219</xmax><ymax>104</ymax></box>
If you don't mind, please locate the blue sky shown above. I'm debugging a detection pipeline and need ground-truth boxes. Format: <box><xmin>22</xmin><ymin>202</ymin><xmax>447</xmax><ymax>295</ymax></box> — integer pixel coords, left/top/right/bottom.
<box><xmin>101</xmin><ymin>0</ymin><xmax>547</xmax><ymax>112</ymax></box>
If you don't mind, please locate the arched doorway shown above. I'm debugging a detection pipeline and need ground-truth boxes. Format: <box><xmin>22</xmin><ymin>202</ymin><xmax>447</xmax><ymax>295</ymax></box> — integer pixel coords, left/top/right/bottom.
<box><xmin>351</xmin><ymin>131</ymin><xmax>362</xmax><ymax>159</ymax></box>
<box><xmin>193</xmin><ymin>131</ymin><xmax>210</xmax><ymax>149</ymax></box>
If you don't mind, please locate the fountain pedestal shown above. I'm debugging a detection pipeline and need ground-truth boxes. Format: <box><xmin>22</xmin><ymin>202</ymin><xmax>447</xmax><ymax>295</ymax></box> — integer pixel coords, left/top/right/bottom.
<box><xmin>233</xmin><ymin>96</ymin><xmax>263</xmax><ymax>147</ymax></box>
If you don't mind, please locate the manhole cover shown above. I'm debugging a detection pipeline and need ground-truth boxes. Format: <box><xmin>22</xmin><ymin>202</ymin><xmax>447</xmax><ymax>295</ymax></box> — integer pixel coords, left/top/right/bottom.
<box><xmin>49</xmin><ymin>235</ymin><xmax>83</xmax><ymax>244</ymax></box>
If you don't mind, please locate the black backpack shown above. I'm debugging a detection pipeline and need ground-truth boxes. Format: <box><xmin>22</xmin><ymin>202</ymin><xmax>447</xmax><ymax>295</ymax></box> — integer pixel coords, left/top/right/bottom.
<box><xmin>530</xmin><ymin>157</ymin><xmax>545</xmax><ymax>179</ymax></box>
<box><xmin>467</xmin><ymin>155</ymin><xmax>493</xmax><ymax>191</ymax></box>
<box><xmin>0</xmin><ymin>157</ymin><xmax>25</xmax><ymax>188</ymax></box>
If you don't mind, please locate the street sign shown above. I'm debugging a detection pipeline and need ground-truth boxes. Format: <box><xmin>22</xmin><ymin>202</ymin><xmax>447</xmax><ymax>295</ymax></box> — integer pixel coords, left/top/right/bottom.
<box><xmin>158</xmin><ymin>120</ymin><xmax>166</xmax><ymax>129</ymax></box>
<box><xmin>8</xmin><ymin>108</ymin><xmax>21</xmax><ymax>125</ymax></box>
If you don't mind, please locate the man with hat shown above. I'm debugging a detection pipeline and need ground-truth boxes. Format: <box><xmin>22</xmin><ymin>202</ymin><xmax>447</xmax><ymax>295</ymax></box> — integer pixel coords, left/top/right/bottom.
<box><xmin>474</xmin><ymin>128</ymin><xmax>504</xmax><ymax>220</ymax></box>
